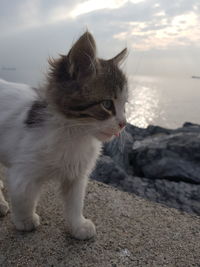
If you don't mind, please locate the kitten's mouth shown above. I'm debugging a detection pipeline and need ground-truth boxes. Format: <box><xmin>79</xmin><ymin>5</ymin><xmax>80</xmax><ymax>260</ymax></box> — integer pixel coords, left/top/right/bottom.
<box><xmin>101</xmin><ymin>131</ymin><xmax>113</xmax><ymax>138</ymax></box>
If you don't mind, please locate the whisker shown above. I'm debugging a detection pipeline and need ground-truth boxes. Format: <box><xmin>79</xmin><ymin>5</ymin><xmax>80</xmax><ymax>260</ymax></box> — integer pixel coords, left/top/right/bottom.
<box><xmin>117</xmin><ymin>127</ymin><xmax>132</xmax><ymax>153</ymax></box>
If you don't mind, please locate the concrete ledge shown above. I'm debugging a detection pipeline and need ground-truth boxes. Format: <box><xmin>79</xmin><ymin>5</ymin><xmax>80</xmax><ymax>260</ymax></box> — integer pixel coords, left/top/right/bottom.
<box><xmin>0</xmin><ymin>180</ymin><xmax>200</xmax><ymax>266</ymax></box>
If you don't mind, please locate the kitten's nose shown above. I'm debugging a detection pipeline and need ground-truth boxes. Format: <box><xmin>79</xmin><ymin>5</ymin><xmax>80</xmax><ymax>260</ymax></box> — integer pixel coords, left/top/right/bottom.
<box><xmin>118</xmin><ymin>120</ymin><xmax>126</xmax><ymax>129</ymax></box>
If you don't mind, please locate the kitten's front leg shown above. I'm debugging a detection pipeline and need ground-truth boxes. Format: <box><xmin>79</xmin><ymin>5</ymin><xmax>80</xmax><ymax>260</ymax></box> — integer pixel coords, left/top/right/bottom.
<box><xmin>8</xmin><ymin>167</ymin><xmax>41</xmax><ymax>231</ymax></box>
<box><xmin>61</xmin><ymin>177</ymin><xmax>96</xmax><ymax>240</ymax></box>
<box><xmin>0</xmin><ymin>180</ymin><xmax>9</xmax><ymax>216</ymax></box>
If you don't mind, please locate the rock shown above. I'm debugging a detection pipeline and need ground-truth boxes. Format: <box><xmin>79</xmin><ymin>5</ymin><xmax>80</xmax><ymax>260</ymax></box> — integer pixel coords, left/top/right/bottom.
<box><xmin>92</xmin><ymin>156</ymin><xmax>128</xmax><ymax>187</ymax></box>
<box><xmin>127</xmin><ymin>176</ymin><xmax>200</xmax><ymax>215</ymax></box>
<box><xmin>130</xmin><ymin>132</ymin><xmax>200</xmax><ymax>183</ymax></box>
<box><xmin>92</xmin><ymin>122</ymin><xmax>200</xmax><ymax>215</ymax></box>
<box><xmin>103</xmin><ymin>122</ymin><xmax>200</xmax><ymax>183</ymax></box>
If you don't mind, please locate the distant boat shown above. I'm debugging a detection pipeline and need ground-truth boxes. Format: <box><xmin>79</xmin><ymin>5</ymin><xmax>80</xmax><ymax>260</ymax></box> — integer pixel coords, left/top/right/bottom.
<box><xmin>191</xmin><ymin>76</ymin><xmax>200</xmax><ymax>79</ymax></box>
<box><xmin>2</xmin><ymin>66</ymin><xmax>16</xmax><ymax>71</ymax></box>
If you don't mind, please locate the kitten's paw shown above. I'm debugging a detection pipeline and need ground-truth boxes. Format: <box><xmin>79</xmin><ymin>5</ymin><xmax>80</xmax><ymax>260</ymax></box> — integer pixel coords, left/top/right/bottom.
<box><xmin>0</xmin><ymin>201</ymin><xmax>9</xmax><ymax>217</ymax></box>
<box><xmin>13</xmin><ymin>213</ymin><xmax>40</xmax><ymax>232</ymax></box>
<box><xmin>70</xmin><ymin>218</ymin><xmax>96</xmax><ymax>240</ymax></box>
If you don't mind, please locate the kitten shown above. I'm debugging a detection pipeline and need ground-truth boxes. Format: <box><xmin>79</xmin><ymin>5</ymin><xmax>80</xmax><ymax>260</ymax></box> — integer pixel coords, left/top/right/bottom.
<box><xmin>0</xmin><ymin>31</ymin><xmax>128</xmax><ymax>240</ymax></box>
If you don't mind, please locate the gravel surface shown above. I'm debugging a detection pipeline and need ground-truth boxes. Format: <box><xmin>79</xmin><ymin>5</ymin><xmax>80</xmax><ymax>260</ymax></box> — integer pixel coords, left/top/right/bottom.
<box><xmin>0</xmin><ymin>179</ymin><xmax>200</xmax><ymax>266</ymax></box>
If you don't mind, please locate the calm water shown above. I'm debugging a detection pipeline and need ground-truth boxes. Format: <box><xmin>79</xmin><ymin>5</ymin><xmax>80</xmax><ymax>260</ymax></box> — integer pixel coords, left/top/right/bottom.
<box><xmin>127</xmin><ymin>75</ymin><xmax>200</xmax><ymax>129</ymax></box>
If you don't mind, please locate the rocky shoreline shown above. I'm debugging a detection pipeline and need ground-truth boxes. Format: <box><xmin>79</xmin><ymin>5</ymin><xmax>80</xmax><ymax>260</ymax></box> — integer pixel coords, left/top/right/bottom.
<box><xmin>92</xmin><ymin>122</ymin><xmax>200</xmax><ymax>215</ymax></box>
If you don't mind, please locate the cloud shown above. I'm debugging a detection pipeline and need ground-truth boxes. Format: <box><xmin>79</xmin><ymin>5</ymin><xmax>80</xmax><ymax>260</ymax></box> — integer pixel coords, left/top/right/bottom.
<box><xmin>0</xmin><ymin>0</ymin><xmax>81</xmax><ymax>37</ymax></box>
<box><xmin>69</xmin><ymin>0</ymin><xmax>128</xmax><ymax>18</ymax></box>
<box><xmin>1</xmin><ymin>0</ymin><xmax>200</xmax><ymax>51</ymax></box>
<box><xmin>74</xmin><ymin>0</ymin><xmax>200</xmax><ymax>51</ymax></box>
<box><xmin>1</xmin><ymin>0</ymin><xmax>200</xmax><ymax>84</ymax></box>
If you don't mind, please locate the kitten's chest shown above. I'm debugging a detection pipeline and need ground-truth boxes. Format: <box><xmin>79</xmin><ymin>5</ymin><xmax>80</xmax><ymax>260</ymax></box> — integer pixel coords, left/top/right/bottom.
<box><xmin>45</xmin><ymin>135</ymin><xmax>101</xmax><ymax>180</ymax></box>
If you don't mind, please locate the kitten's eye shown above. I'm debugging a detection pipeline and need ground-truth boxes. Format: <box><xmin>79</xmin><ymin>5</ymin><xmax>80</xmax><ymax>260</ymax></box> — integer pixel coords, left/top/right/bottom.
<box><xmin>101</xmin><ymin>100</ymin><xmax>113</xmax><ymax>111</ymax></box>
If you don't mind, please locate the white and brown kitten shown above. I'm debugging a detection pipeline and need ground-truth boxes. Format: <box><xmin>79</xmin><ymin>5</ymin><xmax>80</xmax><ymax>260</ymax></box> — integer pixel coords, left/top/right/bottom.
<box><xmin>0</xmin><ymin>31</ymin><xmax>128</xmax><ymax>240</ymax></box>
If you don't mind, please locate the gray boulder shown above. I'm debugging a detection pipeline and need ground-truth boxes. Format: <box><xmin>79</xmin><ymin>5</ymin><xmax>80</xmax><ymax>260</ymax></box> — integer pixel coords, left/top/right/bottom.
<box><xmin>130</xmin><ymin>132</ymin><xmax>200</xmax><ymax>183</ymax></box>
<box><xmin>104</xmin><ymin>122</ymin><xmax>200</xmax><ymax>183</ymax></box>
<box><xmin>92</xmin><ymin>156</ymin><xmax>128</xmax><ymax>187</ymax></box>
<box><xmin>92</xmin><ymin>122</ymin><xmax>200</xmax><ymax>215</ymax></box>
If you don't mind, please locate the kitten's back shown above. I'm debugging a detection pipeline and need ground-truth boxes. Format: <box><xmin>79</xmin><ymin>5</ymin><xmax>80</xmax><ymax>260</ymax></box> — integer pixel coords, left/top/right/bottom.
<box><xmin>0</xmin><ymin>79</ymin><xmax>37</xmax><ymax>123</ymax></box>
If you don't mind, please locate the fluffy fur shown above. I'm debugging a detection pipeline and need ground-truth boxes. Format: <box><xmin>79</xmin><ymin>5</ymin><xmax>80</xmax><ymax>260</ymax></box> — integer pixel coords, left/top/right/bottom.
<box><xmin>0</xmin><ymin>32</ymin><xmax>128</xmax><ymax>240</ymax></box>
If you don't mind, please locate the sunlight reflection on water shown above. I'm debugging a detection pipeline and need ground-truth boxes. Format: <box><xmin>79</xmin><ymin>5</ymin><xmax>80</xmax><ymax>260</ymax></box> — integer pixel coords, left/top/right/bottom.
<box><xmin>127</xmin><ymin>84</ymin><xmax>160</xmax><ymax>128</ymax></box>
<box><xmin>127</xmin><ymin>76</ymin><xmax>162</xmax><ymax>128</ymax></box>
<box><xmin>126</xmin><ymin>75</ymin><xmax>200</xmax><ymax>129</ymax></box>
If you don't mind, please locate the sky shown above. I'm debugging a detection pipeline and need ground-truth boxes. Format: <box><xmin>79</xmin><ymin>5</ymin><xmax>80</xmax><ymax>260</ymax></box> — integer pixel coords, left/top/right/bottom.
<box><xmin>0</xmin><ymin>0</ymin><xmax>200</xmax><ymax>86</ymax></box>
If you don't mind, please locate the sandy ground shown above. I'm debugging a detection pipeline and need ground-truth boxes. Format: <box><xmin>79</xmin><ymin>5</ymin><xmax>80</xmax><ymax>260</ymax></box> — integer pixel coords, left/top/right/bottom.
<box><xmin>0</xmin><ymin>178</ymin><xmax>200</xmax><ymax>267</ymax></box>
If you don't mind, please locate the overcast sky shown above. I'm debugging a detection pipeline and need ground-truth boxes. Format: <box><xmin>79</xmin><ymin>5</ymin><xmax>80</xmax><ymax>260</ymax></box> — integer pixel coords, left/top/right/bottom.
<box><xmin>0</xmin><ymin>0</ymin><xmax>200</xmax><ymax>86</ymax></box>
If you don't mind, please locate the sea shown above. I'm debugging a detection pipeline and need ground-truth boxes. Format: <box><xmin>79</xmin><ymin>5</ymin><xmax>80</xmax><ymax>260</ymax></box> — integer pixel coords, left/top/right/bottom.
<box><xmin>127</xmin><ymin>75</ymin><xmax>200</xmax><ymax>129</ymax></box>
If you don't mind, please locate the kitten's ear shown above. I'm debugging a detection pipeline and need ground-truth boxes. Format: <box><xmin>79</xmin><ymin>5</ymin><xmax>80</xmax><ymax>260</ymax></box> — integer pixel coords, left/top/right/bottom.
<box><xmin>109</xmin><ymin>48</ymin><xmax>128</xmax><ymax>66</ymax></box>
<box><xmin>68</xmin><ymin>31</ymin><xmax>98</xmax><ymax>80</ymax></box>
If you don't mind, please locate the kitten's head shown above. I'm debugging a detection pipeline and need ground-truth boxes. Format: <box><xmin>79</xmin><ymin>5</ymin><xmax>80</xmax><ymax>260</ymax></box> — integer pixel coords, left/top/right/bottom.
<box><xmin>47</xmin><ymin>31</ymin><xmax>128</xmax><ymax>141</ymax></box>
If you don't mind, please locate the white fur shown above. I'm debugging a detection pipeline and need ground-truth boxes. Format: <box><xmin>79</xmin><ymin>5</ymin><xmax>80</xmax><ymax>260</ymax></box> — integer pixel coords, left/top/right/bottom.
<box><xmin>0</xmin><ymin>78</ymin><xmax>126</xmax><ymax>239</ymax></box>
<box><xmin>0</xmin><ymin>180</ymin><xmax>9</xmax><ymax>216</ymax></box>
